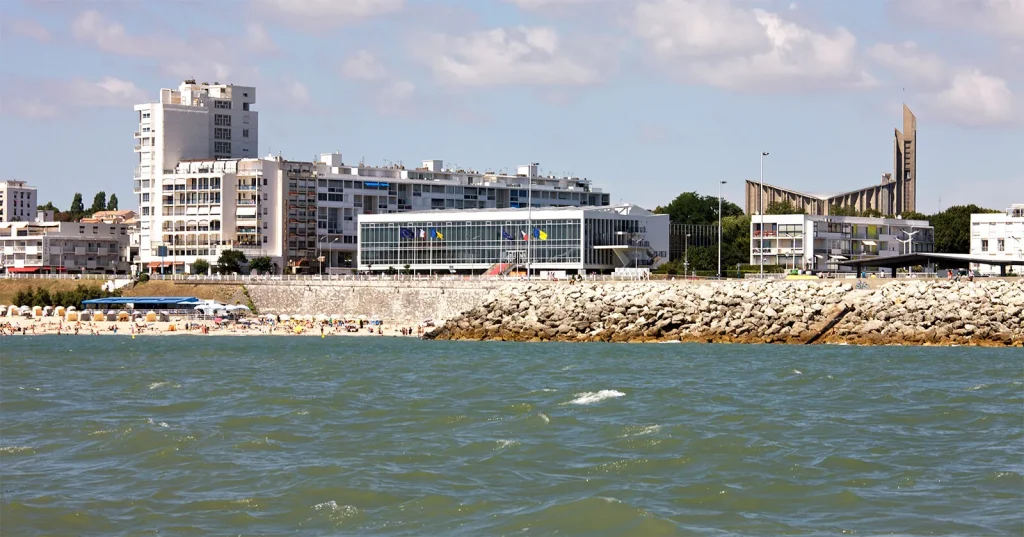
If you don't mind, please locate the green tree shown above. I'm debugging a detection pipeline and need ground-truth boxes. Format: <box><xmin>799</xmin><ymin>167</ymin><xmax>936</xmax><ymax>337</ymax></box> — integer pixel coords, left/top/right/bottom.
<box><xmin>107</xmin><ymin>194</ymin><xmax>119</xmax><ymax>211</ymax></box>
<box><xmin>70</xmin><ymin>193</ymin><xmax>84</xmax><ymax>214</ymax></box>
<box><xmin>655</xmin><ymin>192</ymin><xmax>742</xmax><ymax>225</ymax></box>
<box><xmin>899</xmin><ymin>211</ymin><xmax>929</xmax><ymax>221</ymax></box>
<box><xmin>38</xmin><ymin>201</ymin><xmax>59</xmax><ymax>212</ymax></box>
<box><xmin>720</xmin><ymin>214</ymin><xmax>751</xmax><ymax>272</ymax></box>
<box><xmin>765</xmin><ymin>200</ymin><xmax>803</xmax><ymax>215</ymax></box>
<box><xmin>931</xmin><ymin>204</ymin><xmax>999</xmax><ymax>254</ymax></box>
<box><xmin>216</xmin><ymin>249</ymin><xmax>247</xmax><ymax>274</ymax></box>
<box><xmin>828</xmin><ymin>205</ymin><xmax>859</xmax><ymax>216</ymax></box>
<box><xmin>192</xmin><ymin>259</ymin><xmax>211</xmax><ymax>275</ymax></box>
<box><xmin>249</xmin><ymin>256</ymin><xmax>273</xmax><ymax>274</ymax></box>
<box><xmin>90</xmin><ymin>191</ymin><xmax>107</xmax><ymax>214</ymax></box>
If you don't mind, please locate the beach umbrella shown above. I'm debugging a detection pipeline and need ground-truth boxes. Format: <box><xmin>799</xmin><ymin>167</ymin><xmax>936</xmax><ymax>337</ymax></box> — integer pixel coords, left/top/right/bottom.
<box><xmin>67</xmin><ymin>306</ymin><xmax>77</xmax><ymax>311</ymax></box>
<box><xmin>314</xmin><ymin>313</ymin><xmax>328</xmax><ymax>321</ymax></box>
<box><xmin>264</xmin><ymin>313</ymin><xmax>278</xmax><ymax>321</ymax></box>
<box><xmin>279</xmin><ymin>314</ymin><xmax>291</xmax><ymax>321</ymax></box>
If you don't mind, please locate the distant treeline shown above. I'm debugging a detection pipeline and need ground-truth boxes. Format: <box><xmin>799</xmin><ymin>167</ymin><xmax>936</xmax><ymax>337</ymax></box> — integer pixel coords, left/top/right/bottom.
<box><xmin>10</xmin><ymin>285</ymin><xmax>121</xmax><ymax>309</ymax></box>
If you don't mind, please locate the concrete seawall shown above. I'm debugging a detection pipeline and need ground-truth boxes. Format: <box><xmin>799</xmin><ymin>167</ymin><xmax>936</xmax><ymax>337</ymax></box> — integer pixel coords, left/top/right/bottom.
<box><xmin>246</xmin><ymin>280</ymin><xmax>499</xmax><ymax>322</ymax></box>
<box><xmin>426</xmin><ymin>279</ymin><xmax>1024</xmax><ymax>346</ymax></box>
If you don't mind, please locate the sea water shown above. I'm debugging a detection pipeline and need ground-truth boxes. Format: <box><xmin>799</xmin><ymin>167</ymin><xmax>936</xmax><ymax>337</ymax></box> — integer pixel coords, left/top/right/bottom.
<box><xmin>1</xmin><ymin>337</ymin><xmax>1021</xmax><ymax>536</ymax></box>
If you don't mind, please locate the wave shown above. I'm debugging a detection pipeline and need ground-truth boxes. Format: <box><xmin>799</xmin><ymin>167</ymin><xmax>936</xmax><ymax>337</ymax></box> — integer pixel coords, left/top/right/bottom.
<box><xmin>566</xmin><ymin>390</ymin><xmax>625</xmax><ymax>405</ymax></box>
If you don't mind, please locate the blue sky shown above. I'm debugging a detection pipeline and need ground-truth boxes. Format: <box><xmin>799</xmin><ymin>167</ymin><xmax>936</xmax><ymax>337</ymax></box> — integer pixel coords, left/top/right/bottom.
<box><xmin>1</xmin><ymin>0</ymin><xmax>1021</xmax><ymax>214</ymax></box>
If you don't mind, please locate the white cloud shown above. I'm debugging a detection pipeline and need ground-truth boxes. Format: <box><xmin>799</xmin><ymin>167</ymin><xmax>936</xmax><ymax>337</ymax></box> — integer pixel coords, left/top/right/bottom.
<box><xmin>71</xmin><ymin>9</ymin><xmax>148</xmax><ymax>56</ymax></box>
<box><xmin>507</xmin><ymin>0</ymin><xmax>605</xmax><ymax>10</ymax></box>
<box><xmin>287</xmin><ymin>81</ymin><xmax>311</xmax><ymax>106</ymax></box>
<box><xmin>0</xmin><ymin>76</ymin><xmax>145</xmax><ymax>119</ymax></box>
<box><xmin>920</xmin><ymin>69</ymin><xmax>1017</xmax><ymax>126</ymax></box>
<box><xmin>5</xmin><ymin>18</ymin><xmax>51</xmax><ymax>42</ymax></box>
<box><xmin>893</xmin><ymin>0</ymin><xmax>1024</xmax><ymax>40</ymax></box>
<box><xmin>418</xmin><ymin>26</ymin><xmax>600</xmax><ymax>86</ymax></box>
<box><xmin>341</xmin><ymin>50</ymin><xmax>388</xmax><ymax>80</ymax></box>
<box><xmin>633</xmin><ymin>0</ymin><xmax>874</xmax><ymax>90</ymax></box>
<box><xmin>255</xmin><ymin>0</ymin><xmax>403</xmax><ymax>27</ymax></box>
<box><xmin>867</xmin><ymin>41</ymin><xmax>948</xmax><ymax>88</ymax></box>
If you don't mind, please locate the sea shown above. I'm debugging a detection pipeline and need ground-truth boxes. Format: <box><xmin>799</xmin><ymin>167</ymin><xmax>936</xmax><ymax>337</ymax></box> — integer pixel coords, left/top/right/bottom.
<box><xmin>1</xmin><ymin>336</ymin><xmax>1021</xmax><ymax>536</ymax></box>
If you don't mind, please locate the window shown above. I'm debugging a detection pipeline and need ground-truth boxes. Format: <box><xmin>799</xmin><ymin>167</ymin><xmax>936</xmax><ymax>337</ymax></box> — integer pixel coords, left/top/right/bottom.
<box><xmin>242</xmin><ymin>103</ymin><xmax>250</xmax><ymax>111</ymax></box>
<box><xmin>243</xmin><ymin>129</ymin><xmax>250</xmax><ymax>138</ymax></box>
<box><xmin>263</xmin><ymin>178</ymin><xmax>267</xmax><ymax>186</ymax></box>
<box><xmin>214</xmin><ymin>141</ymin><xmax>231</xmax><ymax>153</ymax></box>
<box><xmin>142</xmin><ymin>112</ymin><xmax>150</xmax><ymax>119</ymax></box>
<box><xmin>214</xmin><ymin>100</ymin><xmax>232</xmax><ymax>109</ymax></box>
<box><xmin>215</xmin><ymin>128</ymin><xmax>231</xmax><ymax>140</ymax></box>
<box><xmin>981</xmin><ymin>239</ymin><xmax>988</xmax><ymax>252</ymax></box>
<box><xmin>998</xmin><ymin>239</ymin><xmax>1005</xmax><ymax>252</ymax></box>
<box><xmin>214</xmin><ymin>114</ymin><xmax>231</xmax><ymax>126</ymax></box>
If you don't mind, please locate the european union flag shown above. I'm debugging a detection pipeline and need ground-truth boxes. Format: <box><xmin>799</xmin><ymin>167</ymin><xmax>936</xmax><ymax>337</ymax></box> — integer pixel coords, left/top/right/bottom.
<box><xmin>501</xmin><ymin>229</ymin><xmax>514</xmax><ymax>241</ymax></box>
<box><xmin>400</xmin><ymin>228</ymin><xmax>415</xmax><ymax>240</ymax></box>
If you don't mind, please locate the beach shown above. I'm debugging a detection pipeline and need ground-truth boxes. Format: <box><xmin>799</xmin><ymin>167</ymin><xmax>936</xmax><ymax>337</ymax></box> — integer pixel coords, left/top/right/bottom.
<box><xmin>0</xmin><ymin>316</ymin><xmax>435</xmax><ymax>338</ymax></box>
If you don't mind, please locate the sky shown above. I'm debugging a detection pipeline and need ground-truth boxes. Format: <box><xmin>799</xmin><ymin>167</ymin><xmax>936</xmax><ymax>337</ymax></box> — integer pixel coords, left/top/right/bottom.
<box><xmin>1</xmin><ymin>0</ymin><xmax>1022</xmax><ymax>214</ymax></box>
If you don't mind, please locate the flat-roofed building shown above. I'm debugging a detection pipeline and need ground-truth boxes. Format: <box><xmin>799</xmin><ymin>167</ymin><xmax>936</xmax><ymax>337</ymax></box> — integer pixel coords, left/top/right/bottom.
<box><xmin>0</xmin><ymin>221</ymin><xmax>131</xmax><ymax>274</ymax></box>
<box><xmin>970</xmin><ymin>204</ymin><xmax>1024</xmax><ymax>275</ymax></box>
<box><xmin>750</xmin><ymin>214</ymin><xmax>933</xmax><ymax>273</ymax></box>
<box><xmin>357</xmin><ymin>205</ymin><xmax>667</xmax><ymax>276</ymax></box>
<box><xmin>1</xmin><ymin>180</ymin><xmax>37</xmax><ymax>223</ymax></box>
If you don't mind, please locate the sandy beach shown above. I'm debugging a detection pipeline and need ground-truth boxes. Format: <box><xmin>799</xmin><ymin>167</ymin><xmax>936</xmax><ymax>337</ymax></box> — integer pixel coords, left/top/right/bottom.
<box><xmin>1</xmin><ymin>316</ymin><xmax>436</xmax><ymax>338</ymax></box>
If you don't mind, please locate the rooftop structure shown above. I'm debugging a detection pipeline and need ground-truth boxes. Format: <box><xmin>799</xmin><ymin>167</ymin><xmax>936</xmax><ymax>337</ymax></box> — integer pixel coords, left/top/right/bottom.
<box><xmin>1</xmin><ymin>180</ymin><xmax>37</xmax><ymax>223</ymax></box>
<box><xmin>0</xmin><ymin>220</ymin><xmax>132</xmax><ymax>274</ymax></box>
<box><xmin>746</xmin><ymin>105</ymin><xmax>918</xmax><ymax>217</ymax></box>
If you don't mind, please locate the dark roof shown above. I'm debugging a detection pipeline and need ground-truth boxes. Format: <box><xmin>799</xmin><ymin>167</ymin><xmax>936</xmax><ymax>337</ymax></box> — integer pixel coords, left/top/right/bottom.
<box><xmin>836</xmin><ymin>252</ymin><xmax>1021</xmax><ymax>268</ymax></box>
<box><xmin>81</xmin><ymin>297</ymin><xmax>201</xmax><ymax>306</ymax></box>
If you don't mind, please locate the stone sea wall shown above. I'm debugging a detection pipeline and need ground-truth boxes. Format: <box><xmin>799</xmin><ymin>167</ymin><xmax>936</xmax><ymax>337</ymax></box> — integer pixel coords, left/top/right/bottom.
<box><xmin>426</xmin><ymin>280</ymin><xmax>1024</xmax><ymax>346</ymax></box>
<box><xmin>246</xmin><ymin>280</ymin><xmax>497</xmax><ymax>322</ymax></box>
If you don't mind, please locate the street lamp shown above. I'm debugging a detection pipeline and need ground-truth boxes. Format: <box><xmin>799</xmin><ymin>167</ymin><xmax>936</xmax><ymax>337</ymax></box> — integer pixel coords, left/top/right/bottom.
<box><xmin>718</xmin><ymin>180</ymin><xmax>727</xmax><ymax>278</ymax></box>
<box><xmin>317</xmin><ymin>235</ymin><xmax>327</xmax><ymax>274</ymax></box>
<box><xmin>328</xmin><ymin>237</ymin><xmax>339</xmax><ymax>276</ymax></box>
<box><xmin>684</xmin><ymin>233</ymin><xmax>691</xmax><ymax>278</ymax></box>
<box><xmin>759</xmin><ymin>151</ymin><xmax>769</xmax><ymax>279</ymax></box>
<box><xmin>898</xmin><ymin>228</ymin><xmax>920</xmax><ymax>277</ymax></box>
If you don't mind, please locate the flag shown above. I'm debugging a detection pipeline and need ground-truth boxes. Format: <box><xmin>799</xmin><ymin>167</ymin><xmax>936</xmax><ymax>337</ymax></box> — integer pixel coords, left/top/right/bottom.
<box><xmin>501</xmin><ymin>229</ymin><xmax>514</xmax><ymax>241</ymax></box>
<box><xmin>533</xmin><ymin>227</ymin><xmax>548</xmax><ymax>241</ymax></box>
<box><xmin>400</xmin><ymin>228</ymin><xmax>414</xmax><ymax>240</ymax></box>
<box><xmin>521</xmin><ymin>230</ymin><xmax>529</xmax><ymax>241</ymax></box>
<box><xmin>419</xmin><ymin>229</ymin><xmax>426</xmax><ymax>239</ymax></box>
<box><xmin>431</xmin><ymin>228</ymin><xmax>444</xmax><ymax>240</ymax></box>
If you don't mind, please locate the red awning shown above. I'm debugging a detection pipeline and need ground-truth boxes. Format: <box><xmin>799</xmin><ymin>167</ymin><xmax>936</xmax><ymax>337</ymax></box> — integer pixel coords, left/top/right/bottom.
<box><xmin>6</xmin><ymin>266</ymin><xmax>41</xmax><ymax>273</ymax></box>
<box><xmin>147</xmin><ymin>261</ymin><xmax>185</xmax><ymax>268</ymax></box>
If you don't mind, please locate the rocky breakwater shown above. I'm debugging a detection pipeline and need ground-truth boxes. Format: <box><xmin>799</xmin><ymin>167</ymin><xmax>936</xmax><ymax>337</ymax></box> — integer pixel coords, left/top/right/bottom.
<box><xmin>426</xmin><ymin>279</ymin><xmax>1023</xmax><ymax>346</ymax></box>
<box><xmin>824</xmin><ymin>279</ymin><xmax>1024</xmax><ymax>346</ymax></box>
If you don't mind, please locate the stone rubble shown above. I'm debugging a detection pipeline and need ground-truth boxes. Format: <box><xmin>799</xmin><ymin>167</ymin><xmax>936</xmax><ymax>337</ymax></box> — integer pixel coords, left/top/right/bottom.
<box><xmin>426</xmin><ymin>280</ymin><xmax>1024</xmax><ymax>346</ymax></box>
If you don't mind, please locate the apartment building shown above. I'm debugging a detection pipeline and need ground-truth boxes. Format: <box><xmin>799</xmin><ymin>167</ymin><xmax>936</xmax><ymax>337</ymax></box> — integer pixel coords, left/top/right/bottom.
<box><xmin>134</xmin><ymin>80</ymin><xmax>258</xmax><ymax>270</ymax></box>
<box><xmin>970</xmin><ymin>204</ymin><xmax>1024</xmax><ymax>275</ymax></box>
<box><xmin>750</xmin><ymin>214</ymin><xmax>933</xmax><ymax>273</ymax></box>
<box><xmin>1</xmin><ymin>180</ymin><xmax>38</xmax><ymax>222</ymax></box>
<box><xmin>0</xmin><ymin>221</ymin><xmax>131</xmax><ymax>274</ymax></box>
<box><xmin>314</xmin><ymin>155</ymin><xmax>610</xmax><ymax>271</ymax></box>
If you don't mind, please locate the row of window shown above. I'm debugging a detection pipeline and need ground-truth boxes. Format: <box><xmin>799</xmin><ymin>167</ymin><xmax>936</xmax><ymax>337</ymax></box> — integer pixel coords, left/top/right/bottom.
<box><xmin>980</xmin><ymin>239</ymin><xmax>1007</xmax><ymax>252</ymax></box>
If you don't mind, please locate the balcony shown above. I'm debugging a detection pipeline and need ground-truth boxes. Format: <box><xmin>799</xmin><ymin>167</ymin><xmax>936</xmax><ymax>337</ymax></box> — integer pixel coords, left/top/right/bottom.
<box><xmin>236</xmin><ymin>185</ymin><xmax>258</xmax><ymax>191</ymax></box>
<box><xmin>235</xmin><ymin>200</ymin><xmax>257</xmax><ymax>206</ymax></box>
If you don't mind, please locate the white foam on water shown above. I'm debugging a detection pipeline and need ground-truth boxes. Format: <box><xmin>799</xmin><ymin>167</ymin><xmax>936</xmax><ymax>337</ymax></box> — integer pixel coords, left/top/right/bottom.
<box><xmin>495</xmin><ymin>439</ymin><xmax>520</xmax><ymax>449</ymax></box>
<box><xmin>145</xmin><ymin>418</ymin><xmax>170</xmax><ymax>428</ymax></box>
<box><xmin>623</xmin><ymin>425</ymin><xmax>661</xmax><ymax>437</ymax></box>
<box><xmin>566</xmin><ymin>390</ymin><xmax>625</xmax><ymax>405</ymax></box>
<box><xmin>148</xmin><ymin>382</ymin><xmax>180</xmax><ymax>390</ymax></box>
<box><xmin>89</xmin><ymin>429</ymin><xmax>115</xmax><ymax>436</ymax></box>
<box><xmin>792</xmin><ymin>369</ymin><xmax>803</xmax><ymax>375</ymax></box>
<box><xmin>598</xmin><ymin>496</ymin><xmax>621</xmax><ymax>503</ymax></box>
<box><xmin>537</xmin><ymin>412</ymin><xmax>550</xmax><ymax>424</ymax></box>
<box><xmin>0</xmin><ymin>446</ymin><xmax>33</xmax><ymax>454</ymax></box>
<box><xmin>966</xmin><ymin>384</ymin><xmax>989</xmax><ymax>391</ymax></box>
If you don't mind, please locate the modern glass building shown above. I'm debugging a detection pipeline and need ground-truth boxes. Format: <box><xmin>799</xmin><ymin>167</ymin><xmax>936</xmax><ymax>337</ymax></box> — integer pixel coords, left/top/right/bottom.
<box><xmin>358</xmin><ymin>205</ymin><xmax>669</xmax><ymax>275</ymax></box>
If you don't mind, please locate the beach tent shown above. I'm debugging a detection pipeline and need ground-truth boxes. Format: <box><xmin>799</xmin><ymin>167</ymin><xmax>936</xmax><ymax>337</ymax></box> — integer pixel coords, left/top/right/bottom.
<box><xmin>145</xmin><ymin>311</ymin><xmax>157</xmax><ymax>322</ymax></box>
<box><xmin>66</xmin><ymin>311</ymin><xmax>79</xmax><ymax>322</ymax></box>
<box><xmin>93</xmin><ymin>313</ymin><xmax>105</xmax><ymax>322</ymax></box>
<box><xmin>55</xmin><ymin>306</ymin><xmax>66</xmax><ymax>317</ymax></box>
<box><xmin>117</xmin><ymin>311</ymin><xmax>130</xmax><ymax>321</ymax></box>
<box><xmin>67</xmin><ymin>306</ymin><xmax>77</xmax><ymax>311</ymax></box>
<box><xmin>279</xmin><ymin>314</ymin><xmax>291</xmax><ymax>321</ymax></box>
<box><xmin>264</xmin><ymin>313</ymin><xmax>278</xmax><ymax>321</ymax></box>
<box><xmin>314</xmin><ymin>313</ymin><xmax>328</xmax><ymax>321</ymax></box>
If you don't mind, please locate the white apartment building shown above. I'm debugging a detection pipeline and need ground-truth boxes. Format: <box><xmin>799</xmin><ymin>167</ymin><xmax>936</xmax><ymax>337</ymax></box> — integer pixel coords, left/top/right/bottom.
<box><xmin>1</xmin><ymin>180</ymin><xmax>38</xmax><ymax>222</ymax></box>
<box><xmin>970</xmin><ymin>204</ymin><xmax>1024</xmax><ymax>276</ymax></box>
<box><xmin>134</xmin><ymin>80</ymin><xmax>258</xmax><ymax>271</ymax></box>
<box><xmin>0</xmin><ymin>221</ymin><xmax>131</xmax><ymax>274</ymax></box>
<box><xmin>751</xmin><ymin>214</ymin><xmax>934</xmax><ymax>273</ymax></box>
<box><xmin>315</xmin><ymin>156</ymin><xmax>610</xmax><ymax>271</ymax></box>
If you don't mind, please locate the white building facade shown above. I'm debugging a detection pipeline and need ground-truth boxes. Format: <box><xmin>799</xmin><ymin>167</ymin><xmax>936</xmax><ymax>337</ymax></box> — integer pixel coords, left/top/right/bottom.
<box><xmin>970</xmin><ymin>204</ymin><xmax>1024</xmax><ymax>276</ymax></box>
<box><xmin>316</xmin><ymin>155</ymin><xmax>611</xmax><ymax>271</ymax></box>
<box><xmin>357</xmin><ymin>205</ymin><xmax>667</xmax><ymax>276</ymax></box>
<box><xmin>751</xmin><ymin>214</ymin><xmax>934</xmax><ymax>273</ymax></box>
<box><xmin>1</xmin><ymin>180</ymin><xmax>37</xmax><ymax>223</ymax></box>
<box><xmin>1</xmin><ymin>221</ymin><xmax>131</xmax><ymax>274</ymax></box>
<box><xmin>134</xmin><ymin>81</ymin><xmax>259</xmax><ymax>271</ymax></box>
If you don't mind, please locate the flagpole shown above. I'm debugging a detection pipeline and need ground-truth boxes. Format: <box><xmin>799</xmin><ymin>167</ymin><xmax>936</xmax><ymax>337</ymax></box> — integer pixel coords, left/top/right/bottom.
<box><xmin>527</xmin><ymin>173</ymin><xmax>532</xmax><ymax>279</ymax></box>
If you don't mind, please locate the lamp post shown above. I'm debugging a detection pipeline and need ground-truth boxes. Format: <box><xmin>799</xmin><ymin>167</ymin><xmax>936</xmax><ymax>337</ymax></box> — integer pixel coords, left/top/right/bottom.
<box><xmin>898</xmin><ymin>228</ymin><xmax>920</xmax><ymax>277</ymax></box>
<box><xmin>328</xmin><ymin>237</ymin><xmax>339</xmax><ymax>276</ymax></box>
<box><xmin>316</xmin><ymin>235</ymin><xmax>328</xmax><ymax>275</ymax></box>
<box><xmin>684</xmin><ymin>233</ymin><xmax>691</xmax><ymax>278</ymax></box>
<box><xmin>759</xmin><ymin>151</ymin><xmax>769</xmax><ymax>279</ymax></box>
<box><xmin>718</xmin><ymin>180</ymin><xmax>727</xmax><ymax>278</ymax></box>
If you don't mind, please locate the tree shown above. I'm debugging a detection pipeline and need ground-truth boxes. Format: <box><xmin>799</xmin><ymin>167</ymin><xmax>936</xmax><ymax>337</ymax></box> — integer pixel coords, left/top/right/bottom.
<box><xmin>720</xmin><ymin>214</ymin><xmax>751</xmax><ymax>271</ymax></box>
<box><xmin>655</xmin><ymin>192</ymin><xmax>742</xmax><ymax>225</ymax></box>
<box><xmin>828</xmin><ymin>205</ymin><xmax>859</xmax><ymax>216</ymax></box>
<box><xmin>249</xmin><ymin>256</ymin><xmax>272</xmax><ymax>274</ymax></box>
<box><xmin>192</xmin><ymin>259</ymin><xmax>211</xmax><ymax>275</ymax></box>
<box><xmin>765</xmin><ymin>200</ymin><xmax>803</xmax><ymax>215</ymax></box>
<box><xmin>90</xmin><ymin>192</ymin><xmax>107</xmax><ymax>214</ymax></box>
<box><xmin>107</xmin><ymin>194</ymin><xmax>119</xmax><ymax>211</ymax></box>
<box><xmin>216</xmin><ymin>249</ymin><xmax>247</xmax><ymax>274</ymax></box>
<box><xmin>38</xmin><ymin>201</ymin><xmax>59</xmax><ymax>212</ymax></box>
<box><xmin>70</xmin><ymin>193</ymin><xmax>84</xmax><ymax>214</ymax></box>
<box><xmin>931</xmin><ymin>204</ymin><xmax>999</xmax><ymax>254</ymax></box>
<box><xmin>899</xmin><ymin>211</ymin><xmax>929</xmax><ymax>222</ymax></box>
